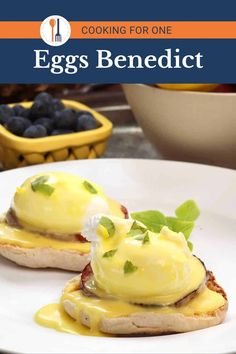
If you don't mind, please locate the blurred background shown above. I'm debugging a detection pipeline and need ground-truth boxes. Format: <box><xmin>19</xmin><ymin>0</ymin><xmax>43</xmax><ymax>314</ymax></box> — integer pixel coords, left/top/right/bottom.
<box><xmin>0</xmin><ymin>83</ymin><xmax>236</xmax><ymax>170</ymax></box>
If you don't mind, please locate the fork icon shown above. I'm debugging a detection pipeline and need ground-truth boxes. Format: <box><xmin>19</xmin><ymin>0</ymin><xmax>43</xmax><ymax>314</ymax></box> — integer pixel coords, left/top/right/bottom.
<box><xmin>55</xmin><ymin>18</ymin><xmax>62</xmax><ymax>42</ymax></box>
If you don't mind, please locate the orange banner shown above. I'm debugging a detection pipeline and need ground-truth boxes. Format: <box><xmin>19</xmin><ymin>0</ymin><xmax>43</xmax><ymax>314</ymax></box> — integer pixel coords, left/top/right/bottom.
<box><xmin>0</xmin><ymin>21</ymin><xmax>236</xmax><ymax>39</ymax></box>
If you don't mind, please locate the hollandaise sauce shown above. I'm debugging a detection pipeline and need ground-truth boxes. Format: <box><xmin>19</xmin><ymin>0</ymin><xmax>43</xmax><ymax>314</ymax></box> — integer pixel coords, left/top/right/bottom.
<box><xmin>35</xmin><ymin>304</ymin><xmax>104</xmax><ymax>337</ymax></box>
<box><xmin>35</xmin><ymin>215</ymin><xmax>226</xmax><ymax>337</ymax></box>
<box><xmin>35</xmin><ymin>287</ymin><xmax>226</xmax><ymax>337</ymax></box>
<box><xmin>12</xmin><ymin>171</ymin><xmax>124</xmax><ymax>235</ymax></box>
<box><xmin>0</xmin><ymin>223</ymin><xmax>90</xmax><ymax>252</ymax></box>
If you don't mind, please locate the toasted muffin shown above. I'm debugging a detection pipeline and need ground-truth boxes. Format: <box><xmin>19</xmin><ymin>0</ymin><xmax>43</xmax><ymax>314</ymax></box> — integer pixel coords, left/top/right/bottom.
<box><xmin>62</xmin><ymin>269</ymin><xmax>227</xmax><ymax>335</ymax></box>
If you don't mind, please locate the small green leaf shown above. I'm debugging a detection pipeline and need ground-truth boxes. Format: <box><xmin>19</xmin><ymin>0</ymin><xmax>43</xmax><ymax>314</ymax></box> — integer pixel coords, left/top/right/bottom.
<box><xmin>142</xmin><ymin>231</ymin><xmax>150</xmax><ymax>244</ymax></box>
<box><xmin>99</xmin><ymin>216</ymin><xmax>115</xmax><ymax>237</ymax></box>
<box><xmin>34</xmin><ymin>184</ymin><xmax>55</xmax><ymax>196</ymax></box>
<box><xmin>31</xmin><ymin>176</ymin><xmax>54</xmax><ymax>196</ymax></box>
<box><xmin>32</xmin><ymin>176</ymin><xmax>48</xmax><ymax>187</ymax></box>
<box><xmin>131</xmin><ymin>210</ymin><xmax>166</xmax><ymax>233</ymax></box>
<box><xmin>166</xmin><ymin>217</ymin><xmax>194</xmax><ymax>239</ymax></box>
<box><xmin>187</xmin><ymin>241</ymin><xmax>193</xmax><ymax>251</ymax></box>
<box><xmin>175</xmin><ymin>200</ymin><xmax>200</xmax><ymax>222</ymax></box>
<box><xmin>133</xmin><ymin>231</ymin><xmax>150</xmax><ymax>244</ymax></box>
<box><xmin>134</xmin><ymin>235</ymin><xmax>145</xmax><ymax>241</ymax></box>
<box><xmin>83</xmin><ymin>180</ymin><xmax>97</xmax><ymax>194</ymax></box>
<box><xmin>127</xmin><ymin>221</ymin><xmax>147</xmax><ymax>237</ymax></box>
<box><xmin>124</xmin><ymin>260</ymin><xmax>138</xmax><ymax>274</ymax></box>
<box><xmin>103</xmin><ymin>249</ymin><xmax>117</xmax><ymax>258</ymax></box>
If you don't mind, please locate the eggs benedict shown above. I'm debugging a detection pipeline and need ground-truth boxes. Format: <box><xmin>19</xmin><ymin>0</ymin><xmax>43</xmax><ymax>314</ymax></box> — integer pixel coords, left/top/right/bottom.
<box><xmin>42</xmin><ymin>215</ymin><xmax>227</xmax><ymax>336</ymax></box>
<box><xmin>0</xmin><ymin>172</ymin><xmax>128</xmax><ymax>271</ymax></box>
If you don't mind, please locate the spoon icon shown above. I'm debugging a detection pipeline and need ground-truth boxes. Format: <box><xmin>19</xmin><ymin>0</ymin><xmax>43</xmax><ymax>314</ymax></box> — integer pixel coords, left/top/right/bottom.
<box><xmin>49</xmin><ymin>18</ymin><xmax>56</xmax><ymax>43</ymax></box>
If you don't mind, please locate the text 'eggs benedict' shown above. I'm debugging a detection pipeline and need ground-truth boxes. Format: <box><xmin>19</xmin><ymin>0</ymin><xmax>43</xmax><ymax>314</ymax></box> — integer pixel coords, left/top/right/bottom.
<box><xmin>36</xmin><ymin>215</ymin><xmax>227</xmax><ymax>336</ymax></box>
<box><xmin>0</xmin><ymin>172</ymin><xmax>128</xmax><ymax>271</ymax></box>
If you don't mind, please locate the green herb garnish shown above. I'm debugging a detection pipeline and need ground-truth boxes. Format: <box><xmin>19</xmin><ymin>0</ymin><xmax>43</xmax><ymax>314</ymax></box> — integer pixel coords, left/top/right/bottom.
<box><xmin>103</xmin><ymin>249</ymin><xmax>117</xmax><ymax>258</ymax></box>
<box><xmin>131</xmin><ymin>210</ymin><xmax>166</xmax><ymax>233</ymax></box>
<box><xmin>175</xmin><ymin>200</ymin><xmax>200</xmax><ymax>221</ymax></box>
<box><xmin>83</xmin><ymin>180</ymin><xmax>97</xmax><ymax>194</ymax></box>
<box><xmin>124</xmin><ymin>260</ymin><xmax>138</xmax><ymax>274</ymax></box>
<box><xmin>134</xmin><ymin>231</ymin><xmax>150</xmax><ymax>244</ymax></box>
<box><xmin>142</xmin><ymin>231</ymin><xmax>150</xmax><ymax>244</ymax></box>
<box><xmin>131</xmin><ymin>200</ymin><xmax>200</xmax><ymax>251</ymax></box>
<box><xmin>99</xmin><ymin>216</ymin><xmax>115</xmax><ymax>237</ymax></box>
<box><xmin>166</xmin><ymin>217</ymin><xmax>194</xmax><ymax>240</ymax></box>
<box><xmin>134</xmin><ymin>235</ymin><xmax>145</xmax><ymax>241</ymax></box>
<box><xmin>127</xmin><ymin>221</ymin><xmax>147</xmax><ymax>237</ymax></box>
<box><xmin>31</xmin><ymin>176</ymin><xmax>54</xmax><ymax>196</ymax></box>
<box><xmin>187</xmin><ymin>241</ymin><xmax>193</xmax><ymax>252</ymax></box>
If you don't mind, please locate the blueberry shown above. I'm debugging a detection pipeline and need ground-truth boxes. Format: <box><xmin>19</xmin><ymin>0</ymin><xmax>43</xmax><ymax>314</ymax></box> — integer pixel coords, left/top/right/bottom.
<box><xmin>0</xmin><ymin>104</ymin><xmax>13</xmax><ymax>125</ymax></box>
<box><xmin>35</xmin><ymin>92</ymin><xmax>53</xmax><ymax>105</ymax></box>
<box><xmin>23</xmin><ymin>125</ymin><xmax>47</xmax><ymax>138</ymax></box>
<box><xmin>34</xmin><ymin>117</ymin><xmax>54</xmax><ymax>134</ymax></box>
<box><xmin>13</xmin><ymin>105</ymin><xmax>29</xmax><ymax>118</ymax></box>
<box><xmin>51</xmin><ymin>98</ymin><xmax>64</xmax><ymax>112</ymax></box>
<box><xmin>75</xmin><ymin>112</ymin><xmax>98</xmax><ymax>131</ymax></box>
<box><xmin>21</xmin><ymin>108</ymin><xmax>30</xmax><ymax>118</ymax></box>
<box><xmin>75</xmin><ymin>118</ymin><xmax>83</xmax><ymax>132</ymax></box>
<box><xmin>54</xmin><ymin>108</ymin><xmax>76</xmax><ymax>129</ymax></box>
<box><xmin>51</xmin><ymin>129</ymin><xmax>74</xmax><ymax>136</ymax></box>
<box><xmin>5</xmin><ymin>116</ymin><xmax>31</xmax><ymax>136</ymax></box>
<box><xmin>77</xmin><ymin>110</ymin><xmax>92</xmax><ymax>117</ymax></box>
<box><xmin>29</xmin><ymin>101</ymin><xmax>53</xmax><ymax>120</ymax></box>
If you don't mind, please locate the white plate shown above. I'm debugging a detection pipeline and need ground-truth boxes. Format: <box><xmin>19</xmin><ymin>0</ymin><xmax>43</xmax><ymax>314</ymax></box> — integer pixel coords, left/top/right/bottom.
<box><xmin>0</xmin><ymin>159</ymin><xmax>235</xmax><ymax>354</ymax></box>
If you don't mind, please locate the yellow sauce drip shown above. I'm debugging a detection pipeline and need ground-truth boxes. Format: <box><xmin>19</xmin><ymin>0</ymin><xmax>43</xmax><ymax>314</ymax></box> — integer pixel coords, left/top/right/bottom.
<box><xmin>35</xmin><ymin>304</ymin><xmax>105</xmax><ymax>337</ymax></box>
<box><xmin>35</xmin><ymin>287</ymin><xmax>226</xmax><ymax>337</ymax></box>
<box><xmin>0</xmin><ymin>223</ymin><xmax>90</xmax><ymax>253</ymax></box>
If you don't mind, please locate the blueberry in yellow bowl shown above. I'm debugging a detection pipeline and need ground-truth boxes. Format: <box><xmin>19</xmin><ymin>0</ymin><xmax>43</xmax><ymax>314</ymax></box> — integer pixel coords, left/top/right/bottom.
<box><xmin>0</xmin><ymin>92</ymin><xmax>112</xmax><ymax>169</ymax></box>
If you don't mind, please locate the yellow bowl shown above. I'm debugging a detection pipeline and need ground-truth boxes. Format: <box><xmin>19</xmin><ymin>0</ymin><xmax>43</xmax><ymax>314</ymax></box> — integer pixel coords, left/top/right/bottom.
<box><xmin>0</xmin><ymin>100</ymin><xmax>112</xmax><ymax>169</ymax></box>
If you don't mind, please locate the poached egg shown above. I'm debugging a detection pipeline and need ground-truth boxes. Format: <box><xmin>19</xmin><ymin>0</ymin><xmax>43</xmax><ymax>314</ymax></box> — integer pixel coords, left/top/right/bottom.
<box><xmin>86</xmin><ymin>216</ymin><xmax>206</xmax><ymax>305</ymax></box>
<box><xmin>12</xmin><ymin>172</ymin><xmax>125</xmax><ymax>235</ymax></box>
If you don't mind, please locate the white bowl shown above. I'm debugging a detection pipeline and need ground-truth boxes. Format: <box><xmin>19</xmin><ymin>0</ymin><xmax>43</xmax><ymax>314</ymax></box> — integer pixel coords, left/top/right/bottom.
<box><xmin>123</xmin><ymin>84</ymin><xmax>236</xmax><ymax>168</ymax></box>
